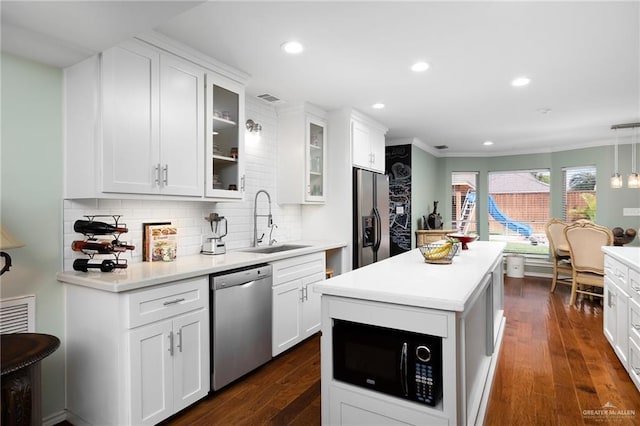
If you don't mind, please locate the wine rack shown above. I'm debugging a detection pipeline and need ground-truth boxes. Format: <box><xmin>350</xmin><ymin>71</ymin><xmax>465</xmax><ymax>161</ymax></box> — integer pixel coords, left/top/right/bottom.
<box><xmin>72</xmin><ymin>215</ymin><xmax>134</xmax><ymax>272</ymax></box>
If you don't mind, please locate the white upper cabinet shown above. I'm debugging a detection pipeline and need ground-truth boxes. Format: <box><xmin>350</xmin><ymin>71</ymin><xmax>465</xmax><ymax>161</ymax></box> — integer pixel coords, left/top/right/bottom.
<box><xmin>351</xmin><ymin>113</ymin><xmax>387</xmax><ymax>173</ymax></box>
<box><xmin>64</xmin><ymin>34</ymin><xmax>247</xmax><ymax>200</ymax></box>
<box><xmin>101</xmin><ymin>40</ymin><xmax>204</xmax><ymax>196</ymax></box>
<box><xmin>205</xmin><ymin>73</ymin><xmax>245</xmax><ymax>199</ymax></box>
<box><xmin>277</xmin><ymin>103</ymin><xmax>327</xmax><ymax>204</ymax></box>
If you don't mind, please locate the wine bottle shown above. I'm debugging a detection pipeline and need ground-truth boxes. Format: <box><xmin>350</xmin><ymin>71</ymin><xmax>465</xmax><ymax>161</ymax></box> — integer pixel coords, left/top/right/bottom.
<box><xmin>74</xmin><ymin>220</ymin><xmax>128</xmax><ymax>235</ymax></box>
<box><xmin>112</xmin><ymin>240</ymin><xmax>135</xmax><ymax>251</ymax></box>
<box><xmin>71</xmin><ymin>240</ymin><xmax>128</xmax><ymax>254</ymax></box>
<box><xmin>73</xmin><ymin>259</ymin><xmax>127</xmax><ymax>273</ymax></box>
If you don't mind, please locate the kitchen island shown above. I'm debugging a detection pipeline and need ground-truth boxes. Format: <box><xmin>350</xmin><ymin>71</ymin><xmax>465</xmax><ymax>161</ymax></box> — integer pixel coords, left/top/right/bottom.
<box><xmin>315</xmin><ymin>241</ymin><xmax>505</xmax><ymax>426</ymax></box>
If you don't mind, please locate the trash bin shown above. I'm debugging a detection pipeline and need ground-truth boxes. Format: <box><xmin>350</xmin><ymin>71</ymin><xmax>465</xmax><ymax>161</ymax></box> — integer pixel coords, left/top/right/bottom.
<box><xmin>506</xmin><ymin>255</ymin><xmax>525</xmax><ymax>278</ymax></box>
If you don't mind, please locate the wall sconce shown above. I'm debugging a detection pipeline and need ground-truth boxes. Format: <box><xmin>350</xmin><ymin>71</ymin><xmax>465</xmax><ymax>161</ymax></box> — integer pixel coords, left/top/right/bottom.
<box><xmin>0</xmin><ymin>225</ymin><xmax>25</xmax><ymax>275</ymax></box>
<box><xmin>246</xmin><ymin>119</ymin><xmax>262</xmax><ymax>134</ymax></box>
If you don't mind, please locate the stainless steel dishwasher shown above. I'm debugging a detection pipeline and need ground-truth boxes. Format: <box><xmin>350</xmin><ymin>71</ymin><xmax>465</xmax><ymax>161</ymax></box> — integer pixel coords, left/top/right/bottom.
<box><xmin>210</xmin><ymin>264</ymin><xmax>272</xmax><ymax>390</ymax></box>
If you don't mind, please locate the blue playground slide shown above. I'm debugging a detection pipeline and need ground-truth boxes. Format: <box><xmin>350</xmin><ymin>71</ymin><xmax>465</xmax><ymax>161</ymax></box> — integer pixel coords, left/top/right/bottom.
<box><xmin>487</xmin><ymin>194</ymin><xmax>533</xmax><ymax>237</ymax></box>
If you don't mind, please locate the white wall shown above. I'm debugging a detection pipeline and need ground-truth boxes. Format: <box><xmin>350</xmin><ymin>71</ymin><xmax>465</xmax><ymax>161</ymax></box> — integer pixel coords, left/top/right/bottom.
<box><xmin>62</xmin><ymin>97</ymin><xmax>303</xmax><ymax>270</ymax></box>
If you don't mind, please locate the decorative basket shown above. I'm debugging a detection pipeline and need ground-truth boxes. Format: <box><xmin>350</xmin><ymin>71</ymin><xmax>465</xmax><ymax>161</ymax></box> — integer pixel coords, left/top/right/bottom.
<box><xmin>419</xmin><ymin>241</ymin><xmax>458</xmax><ymax>264</ymax></box>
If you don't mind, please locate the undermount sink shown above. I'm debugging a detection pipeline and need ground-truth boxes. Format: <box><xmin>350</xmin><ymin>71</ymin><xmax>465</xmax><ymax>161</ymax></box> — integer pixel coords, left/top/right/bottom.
<box><xmin>238</xmin><ymin>244</ymin><xmax>310</xmax><ymax>254</ymax></box>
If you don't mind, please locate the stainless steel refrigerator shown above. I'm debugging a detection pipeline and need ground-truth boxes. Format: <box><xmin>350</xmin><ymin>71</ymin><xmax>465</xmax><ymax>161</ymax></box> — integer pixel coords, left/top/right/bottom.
<box><xmin>353</xmin><ymin>168</ymin><xmax>390</xmax><ymax>268</ymax></box>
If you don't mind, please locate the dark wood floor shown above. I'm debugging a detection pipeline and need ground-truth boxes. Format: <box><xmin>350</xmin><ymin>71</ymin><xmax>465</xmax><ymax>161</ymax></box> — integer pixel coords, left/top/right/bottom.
<box><xmin>60</xmin><ymin>275</ymin><xmax>640</xmax><ymax>425</ymax></box>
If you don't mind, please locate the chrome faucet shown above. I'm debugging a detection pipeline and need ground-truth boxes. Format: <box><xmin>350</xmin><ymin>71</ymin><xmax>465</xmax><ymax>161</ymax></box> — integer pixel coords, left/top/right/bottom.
<box><xmin>254</xmin><ymin>189</ymin><xmax>273</xmax><ymax>246</ymax></box>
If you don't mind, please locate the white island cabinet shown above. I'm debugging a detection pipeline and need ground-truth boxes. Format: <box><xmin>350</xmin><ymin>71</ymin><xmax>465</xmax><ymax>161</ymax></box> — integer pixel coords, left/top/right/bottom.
<box><xmin>315</xmin><ymin>241</ymin><xmax>505</xmax><ymax>426</ymax></box>
<box><xmin>603</xmin><ymin>246</ymin><xmax>640</xmax><ymax>392</ymax></box>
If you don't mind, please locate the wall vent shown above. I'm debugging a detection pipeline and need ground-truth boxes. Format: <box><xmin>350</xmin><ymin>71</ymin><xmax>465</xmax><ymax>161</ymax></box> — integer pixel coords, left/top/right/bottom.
<box><xmin>257</xmin><ymin>93</ymin><xmax>285</xmax><ymax>104</ymax></box>
<box><xmin>0</xmin><ymin>295</ymin><xmax>35</xmax><ymax>333</ymax></box>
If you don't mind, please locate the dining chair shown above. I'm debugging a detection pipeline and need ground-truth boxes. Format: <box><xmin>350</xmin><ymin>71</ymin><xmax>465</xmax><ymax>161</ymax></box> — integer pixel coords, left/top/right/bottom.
<box><xmin>563</xmin><ymin>221</ymin><xmax>614</xmax><ymax>305</ymax></box>
<box><xmin>544</xmin><ymin>218</ymin><xmax>572</xmax><ymax>293</ymax></box>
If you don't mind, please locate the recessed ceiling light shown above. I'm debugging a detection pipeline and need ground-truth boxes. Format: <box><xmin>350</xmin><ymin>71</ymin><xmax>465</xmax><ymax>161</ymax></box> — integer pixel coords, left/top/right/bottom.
<box><xmin>372</xmin><ymin>103</ymin><xmax>385</xmax><ymax>109</ymax></box>
<box><xmin>411</xmin><ymin>61</ymin><xmax>430</xmax><ymax>72</ymax></box>
<box><xmin>281</xmin><ymin>41</ymin><xmax>304</xmax><ymax>54</ymax></box>
<box><xmin>483</xmin><ymin>141</ymin><xmax>494</xmax><ymax>146</ymax></box>
<box><xmin>511</xmin><ymin>77</ymin><xmax>531</xmax><ymax>87</ymax></box>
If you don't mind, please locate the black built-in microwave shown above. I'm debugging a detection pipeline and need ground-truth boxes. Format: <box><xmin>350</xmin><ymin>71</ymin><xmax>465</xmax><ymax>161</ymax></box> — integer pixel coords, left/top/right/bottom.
<box><xmin>333</xmin><ymin>319</ymin><xmax>443</xmax><ymax>406</ymax></box>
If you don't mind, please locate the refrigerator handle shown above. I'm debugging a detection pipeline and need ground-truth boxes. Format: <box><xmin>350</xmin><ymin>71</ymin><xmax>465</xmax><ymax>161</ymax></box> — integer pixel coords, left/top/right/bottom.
<box><xmin>373</xmin><ymin>207</ymin><xmax>382</xmax><ymax>252</ymax></box>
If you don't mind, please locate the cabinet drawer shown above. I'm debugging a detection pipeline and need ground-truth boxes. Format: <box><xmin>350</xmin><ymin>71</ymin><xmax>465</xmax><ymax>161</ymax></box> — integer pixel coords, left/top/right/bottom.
<box><xmin>272</xmin><ymin>252</ymin><xmax>326</xmax><ymax>286</ymax></box>
<box><xmin>605</xmin><ymin>255</ymin><xmax>629</xmax><ymax>293</ymax></box>
<box><xmin>126</xmin><ymin>276</ymin><xmax>208</xmax><ymax>329</ymax></box>
<box><xmin>628</xmin><ymin>338</ymin><xmax>640</xmax><ymax>392</ymax></box>
<box><xmin>630</xmin><ymin>268</ymin><xmax>640</xmax><ymax>303</ymax></box>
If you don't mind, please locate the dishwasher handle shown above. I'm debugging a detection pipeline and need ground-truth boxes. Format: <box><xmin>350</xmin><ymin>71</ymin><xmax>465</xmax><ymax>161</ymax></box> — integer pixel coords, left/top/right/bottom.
<box><xmin>212</xmin><ymin>264</ymin><xmax>272</xmax><ymax>290</ymax></box>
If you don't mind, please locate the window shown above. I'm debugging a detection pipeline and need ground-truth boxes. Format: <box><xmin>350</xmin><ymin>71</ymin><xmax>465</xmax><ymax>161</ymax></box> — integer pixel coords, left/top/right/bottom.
<box><xmin>451</xmin><ymin>172</ymin><xmax>478</xmax><ymax>234</ymax></box>
<box><xmin>562</xmin><ymin>166</ymin><xmax>596</xmax><ymax>222</ymax></box>
<box><xmin>488</xmin><ymin>169</ymin><xmax>550</xmax><ymax>254</ymax></box>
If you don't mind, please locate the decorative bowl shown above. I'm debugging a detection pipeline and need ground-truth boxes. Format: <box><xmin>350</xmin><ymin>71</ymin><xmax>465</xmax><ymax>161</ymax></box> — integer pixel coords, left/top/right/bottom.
<box><xmin>419</xmin><ymin>241</ymin><xmax>458</xmax><ymax>264</ymax></box>
<box><xmin>446</xmin><ymin>234</ymin><xmax>478</xmax><ymax>250</ymax></box>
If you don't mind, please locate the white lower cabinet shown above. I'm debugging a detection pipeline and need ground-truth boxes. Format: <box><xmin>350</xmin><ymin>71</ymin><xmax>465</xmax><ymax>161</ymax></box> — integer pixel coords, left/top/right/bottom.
<box><xmin>65</xmin><ymin>276</ymin><xmax>209</xmax><ymax>426</ymax></box>
<box><xmin>272</xmin><ymin>252</ymin><xmax>326</xmax><ymax>356</ymax></box>
<box><xmin>129</xmin><ymin>308</ymin><xmax>208</xmax><ymax>425</ymax></box>
<box><xmin>603</xmin><ymin>249</ymin><xmax>640</xmax><ymax>393</ymax></box>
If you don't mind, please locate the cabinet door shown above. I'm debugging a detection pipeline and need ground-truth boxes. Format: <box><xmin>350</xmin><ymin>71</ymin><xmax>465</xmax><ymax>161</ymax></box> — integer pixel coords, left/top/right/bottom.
<box><xmin>352</xmin><ymin>119</ymin><xmax>371</xmax><ymax>170</ymax></box>
<box><xmin>159</xmin><ymin>55</ymin><xmax>204</xmax><ymax>196</ymax></box>
<box><xmin>604</xmin><ymin>277</ymin><xmax>618</xmax><ymax>347</ymax></box>
<box><xmin>102</xmin><ymin>41</ymin><xmax>160</xmax><ymax>194</ymax></box>
<box><xmin>272</xmin><ymin>280</ymin><xmax>302</xmax><ymax>356</ymax></box>
<box><xmin>306</xmin><ymin>118</ymin><xmax>326</xmax><ymax>202</ymax></box>
<box><xmin>369</xmin><ymin>129</ymin><xmax>386</xmax><ymax>173</ymax></box>
<box><xmin>205</xmin><ymin>73</ymin><xmax>245</xmax><ymax>200</ymax></box>
<box><xmin>129</xmin><ymin>320</ymin><xmax>173</xmax><ymax>425</ymax></box>
<box><xmin>301</xmin><ymin>272</ymin><xmax>324</xmax><ymax>338</ymax></box>
<box><xmin>615</xmin><ymin>287</ymin><xmax>629</xmax><ymax>368</ymax></box>
<box><xmin>173</xmin><ymin>309</ymin><xmax>209</xmax><ymax>411</ymax></box>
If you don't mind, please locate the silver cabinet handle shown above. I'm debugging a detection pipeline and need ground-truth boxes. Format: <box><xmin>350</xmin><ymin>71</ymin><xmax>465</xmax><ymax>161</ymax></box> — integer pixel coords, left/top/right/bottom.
<box><xmin>163</xmin><ymin>298</ymin><xmax>185</xmax><ymax>306</ymax></box>
<box><xmin>177</xmin><ymin>329</ymin><xmax>183</xmax><ymax>353</ymax></box>
<box><xmin>155</xmin><ymin>164</ymin><xmax>161</xmax><ymax>186</ymax></box>
<box><xmin>632</xmin><ymin>323</ymin><xmax>640</xmax><ymax>330</ymax></box>
<box><xmin>162</xmin><ymin>164</ymin><xmax>168</xmax><ymax>185</ymax></box>
<box><xmin>168</xmin><ymin>331</ymin><xmax>174</xmax><ymax>356</ymax></box>
<box><xmin>241</xmin><ymin>174</ymin><xmax>246</xmax><ymax>192</ymax></box>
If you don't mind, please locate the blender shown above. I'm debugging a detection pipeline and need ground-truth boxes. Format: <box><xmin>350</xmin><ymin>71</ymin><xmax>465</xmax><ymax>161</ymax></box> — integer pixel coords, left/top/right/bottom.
<box><xmin>202</xmin><ymin>213</ymin><xmax>228</xmax><ymax>255</ymax></box>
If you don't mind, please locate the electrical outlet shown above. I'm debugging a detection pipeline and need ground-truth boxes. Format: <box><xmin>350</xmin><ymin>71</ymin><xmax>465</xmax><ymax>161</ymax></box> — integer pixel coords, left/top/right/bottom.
<box><xmin>623</xmin><ymin>207</ymin><xmax>640</xmax><ymax>216</ymax></box>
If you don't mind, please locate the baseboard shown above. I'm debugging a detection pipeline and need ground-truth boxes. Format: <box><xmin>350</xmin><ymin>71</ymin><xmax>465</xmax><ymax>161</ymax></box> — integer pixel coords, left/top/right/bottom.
<box><xmin>43</xmin><ymin>410</ymin><xmax>67</xmax><ymax>426</ymax></box>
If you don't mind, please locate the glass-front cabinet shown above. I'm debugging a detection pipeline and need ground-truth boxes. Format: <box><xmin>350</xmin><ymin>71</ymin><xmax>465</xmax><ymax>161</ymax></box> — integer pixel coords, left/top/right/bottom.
<box><xmin>205</xmin><ymin>73</ymin><xmax>245</xmax><ymax>199</ymax></box>
<box><xmin>307</xmin><ymin>119</ymin><xmax>326</xmax><ymax>201</ymax></box>
<box><xmin>277</xmin><ymin>103</ymin><xmax>327</xmax><ymax>204</ymax></box>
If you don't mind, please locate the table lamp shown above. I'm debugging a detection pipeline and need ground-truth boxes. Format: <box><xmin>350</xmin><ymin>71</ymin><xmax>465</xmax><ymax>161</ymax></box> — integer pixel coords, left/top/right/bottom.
<box><xmin>0</xmin><ymin>225</ymin><xmax>25</xmax><ymax>275</ymax></box>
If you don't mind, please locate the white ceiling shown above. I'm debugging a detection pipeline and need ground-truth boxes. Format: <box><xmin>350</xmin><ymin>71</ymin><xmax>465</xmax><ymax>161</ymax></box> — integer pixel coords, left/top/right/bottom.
<box><xmin>3</xmin><ymin>1</ymin><xmax>639</xmax><ymax>156</ymax></box>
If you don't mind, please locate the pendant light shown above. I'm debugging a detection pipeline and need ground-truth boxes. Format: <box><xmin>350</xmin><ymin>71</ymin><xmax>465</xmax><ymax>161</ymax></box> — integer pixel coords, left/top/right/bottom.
<box><xmin>611</xmin><ymin>127</ymin><xmax>622</xmax><ymax>189</ymax></box>
<box><xmin>628</xmin><ymin>127</ymin><xmax>639</xmax><ymax>188</ymax></box>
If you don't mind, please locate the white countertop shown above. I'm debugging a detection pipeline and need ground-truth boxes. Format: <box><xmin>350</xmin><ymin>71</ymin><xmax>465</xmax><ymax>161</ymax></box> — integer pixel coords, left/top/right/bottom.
<box><xmin>315</xmin><ymin>241</ymin><xmax>505</xmax><ymax>312</ymax></box>
<box><xmin>57</xmin><ymin>240</ymin><xmax>345</xmax><ymax>293</ymax></box>
<box><xmin>602</xmin><ymin>246</ymin><xmax>640</xmax><ymax>269</ymax></box>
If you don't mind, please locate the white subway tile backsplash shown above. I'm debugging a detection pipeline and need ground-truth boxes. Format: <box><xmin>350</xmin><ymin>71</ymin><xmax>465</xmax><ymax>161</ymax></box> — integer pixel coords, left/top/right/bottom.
<box><xmin>62</xmin><ymin>97</ymin><xmax>302</xmax><ymax>271</ymax></box>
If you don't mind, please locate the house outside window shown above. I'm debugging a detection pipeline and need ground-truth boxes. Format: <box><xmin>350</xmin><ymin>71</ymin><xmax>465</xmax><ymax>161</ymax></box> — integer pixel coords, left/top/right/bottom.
<box><xmin>488</xmin><ymin>170</ymin><xmax>550</xmax><ymax>255</ymax></box>
<box><xmin>451</xmin><ymin>172</ymin><xmax>479</xmax><ymax>234</ymax></box>
<box><xmin>562</xmin><ymin>166</ymin><xmax>597</xmax><ymax>222</ymax></box>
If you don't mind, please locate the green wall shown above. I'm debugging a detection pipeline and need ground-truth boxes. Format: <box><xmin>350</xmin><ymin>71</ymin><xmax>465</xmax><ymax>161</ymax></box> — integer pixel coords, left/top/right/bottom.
<box><xmin>412</xmin><ymin>144</ymin><xmax>440</xmax><ymax>247</ymax></box>
<box><xmin>1</xmin><ymin>53</ymin><xmax>65</xmax><ymax>421</ymax></box>
<box><xmin>435</xmin><ymin>146</ymin><xmax>640</xmax><ymax>245</ymax></box>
